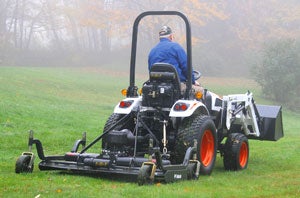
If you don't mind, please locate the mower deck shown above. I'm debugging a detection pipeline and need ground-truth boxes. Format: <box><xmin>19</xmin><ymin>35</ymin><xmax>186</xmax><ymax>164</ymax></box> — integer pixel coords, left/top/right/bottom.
<box><xmin>21</xmin><ymin>130</ymin><xmax>200</xmax><ymax>184</ymax></box>
<box><xmin>38</xmin><ymin>156</ymin><xmax>189</xmax><ymax>182</ymax></box>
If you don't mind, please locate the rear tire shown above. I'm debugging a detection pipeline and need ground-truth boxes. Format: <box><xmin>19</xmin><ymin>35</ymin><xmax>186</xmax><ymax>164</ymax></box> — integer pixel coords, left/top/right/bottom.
<box><xmin>102</xmin><ymin>113</ymin><xmax>136</xmax><ymax>149</ymax></box>
<box><xmin>15</xmin><ymin>155</ymin><xmax>34</xmax><ymax>173</ymax></box>
<box><xmin>102</xmin><ymin>113</ymin><xmax>124</xmax><ymax>149</ymax></box>
<box><xmin>174</xmin><ymin>115</ymin><xmax>217</xmax><ymax>175</ymax></box>
<box><xmin>103</xmin><ymin>113</ymin><xmax>125</xmax><ymax>132</ymax></box>
<box><xmin>223</xmin><ymin>133</ymin><xmax>249</xmax><ymax>171</ymax></box>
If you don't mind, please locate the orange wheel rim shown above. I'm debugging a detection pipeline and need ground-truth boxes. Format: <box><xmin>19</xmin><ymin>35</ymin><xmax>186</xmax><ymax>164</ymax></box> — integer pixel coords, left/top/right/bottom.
<box><xmin>239</xmin><ymin>142</ymin><xmax>248</xmax><ymax>168</ymax></box>
<box><xmin>200</xmin><ymin>130</ymin><xmax>214</xmax><ymax>166</ymax></box>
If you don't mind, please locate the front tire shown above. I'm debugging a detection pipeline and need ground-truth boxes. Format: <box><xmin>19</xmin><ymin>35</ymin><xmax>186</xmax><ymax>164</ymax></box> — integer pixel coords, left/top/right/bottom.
<box><xmin>174</xmin><ymin>115</ymin><xmax>217</xmax><ymax>175</ymax></box>
<box><xmin>223</xmin><ymin>133</ymin><xmax>249</xmax><ymax>171</ymax></box>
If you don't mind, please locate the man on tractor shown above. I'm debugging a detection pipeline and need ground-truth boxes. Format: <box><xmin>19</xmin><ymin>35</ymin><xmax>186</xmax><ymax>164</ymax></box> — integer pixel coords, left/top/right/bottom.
<box><xmin>148</xmin><ymin>25</ymin><xmax>203</xmax><ymax>94</ymax></box>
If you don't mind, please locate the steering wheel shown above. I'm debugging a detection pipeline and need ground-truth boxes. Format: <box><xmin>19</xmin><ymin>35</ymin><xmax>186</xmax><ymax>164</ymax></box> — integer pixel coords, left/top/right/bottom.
<box><xmin>193</xmin><ymin>70</ymin><xmax>201</xmax><ymax>80</ymax></box>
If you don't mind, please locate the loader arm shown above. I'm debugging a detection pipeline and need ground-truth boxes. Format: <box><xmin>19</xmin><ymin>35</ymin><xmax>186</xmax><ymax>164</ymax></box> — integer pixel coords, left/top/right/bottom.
<box><xmin>222</xmin><ymin>92</ymin><xmax>261</xmax><ymax>137</ymax></box>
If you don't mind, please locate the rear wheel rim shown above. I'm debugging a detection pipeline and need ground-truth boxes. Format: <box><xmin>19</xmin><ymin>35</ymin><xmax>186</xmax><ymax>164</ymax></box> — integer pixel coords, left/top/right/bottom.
<box><xmin>200</xmin><ymin>130</ymin><xmax>215</xmax><ymax>166</ymax></box>
<box><xmin>239</xmin><ymin>141</ymin><xmax>248</xmax><ymax>168</ymax></box>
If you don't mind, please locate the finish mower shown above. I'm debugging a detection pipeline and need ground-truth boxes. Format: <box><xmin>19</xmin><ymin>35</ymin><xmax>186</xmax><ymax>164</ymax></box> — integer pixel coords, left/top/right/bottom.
<box><xmin>15</xmin><ymin>11</ymin><xmax>283</xmax><ymax>185</ymax></box>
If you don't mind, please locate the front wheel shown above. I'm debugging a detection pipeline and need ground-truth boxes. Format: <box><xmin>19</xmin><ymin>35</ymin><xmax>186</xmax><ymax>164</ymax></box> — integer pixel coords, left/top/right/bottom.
<box><xmin>223</xmin><ymin>133</ymin><xmax>249</xmax><ymax>171</ymax></box>
<box><xmin>174</xmin><ymin>115</ymin><xmax>217</xmax><ymax>175</ymax></box>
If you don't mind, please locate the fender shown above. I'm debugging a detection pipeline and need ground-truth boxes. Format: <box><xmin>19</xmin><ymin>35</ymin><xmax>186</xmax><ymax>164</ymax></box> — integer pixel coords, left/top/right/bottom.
<box><xmin>169</xmin><ymin>100</ymin><xmax>209</xmax><ymax>117</ymax></box>
<box><xmin>114</xmin><ymin>97</ymin><xmax>142</xmax><ymax>114</ymax></box>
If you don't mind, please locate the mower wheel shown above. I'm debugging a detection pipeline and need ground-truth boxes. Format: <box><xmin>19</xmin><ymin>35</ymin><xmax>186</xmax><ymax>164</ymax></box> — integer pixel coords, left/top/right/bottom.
<box><xmin>223</xmin><ymin>133</ymin><xmax>249</xmax><ymax>171</ymax></box>
<box><xmin>137</xmin><ymin>164</ymin><xmax>153</xmax><ymax>186</ymax></box>
<box><xmin>187</xmin><ymin>162</ymin><xmax>199</xmax><ymax>180</ymax></box>
<box><xmin>175</xmin><ymin>115</ymin><xmax>217</xmax><ymax>175</ymax></box>
<box><xmin>15</xmin><ymin>155</ymin><xmax>34</xmax><ymax>173</ymax></box>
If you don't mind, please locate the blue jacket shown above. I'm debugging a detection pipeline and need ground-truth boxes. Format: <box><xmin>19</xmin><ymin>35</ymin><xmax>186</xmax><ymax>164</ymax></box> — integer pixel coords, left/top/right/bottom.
<box><xmin>148</xmin><ymin>38</ymin><xmax>195</xmax><ymax>83</ymax></box>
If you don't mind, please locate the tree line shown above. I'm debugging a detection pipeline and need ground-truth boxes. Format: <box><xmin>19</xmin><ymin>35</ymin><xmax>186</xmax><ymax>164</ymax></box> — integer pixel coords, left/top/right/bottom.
<box><xmin>253</xmin><ymin>39</ymin><xmax>300</xmax><ymax>111</ymax></box>
<box><xmin>1</xmin><ymin>1</ymin><xmax>298</xmax><ymax>69</ymax></box>
<box><xmin>2</xmin><ymin>0</ymin><xmax>225</xmax><ymax>66</ymax></box>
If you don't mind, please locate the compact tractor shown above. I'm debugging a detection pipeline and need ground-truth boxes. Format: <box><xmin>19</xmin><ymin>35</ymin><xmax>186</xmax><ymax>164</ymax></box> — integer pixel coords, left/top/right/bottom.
<box><xmin>15</xmin><ymin>11</ymin><xmax>283</xmax><ymax>185</ymax></box>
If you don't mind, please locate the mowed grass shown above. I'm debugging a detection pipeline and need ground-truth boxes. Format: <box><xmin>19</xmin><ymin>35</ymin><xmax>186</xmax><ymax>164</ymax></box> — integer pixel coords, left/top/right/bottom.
<box><xmin>0</xmin><ymin>67</ymin><xmax>299</xmax><ymax>197</ymax></box>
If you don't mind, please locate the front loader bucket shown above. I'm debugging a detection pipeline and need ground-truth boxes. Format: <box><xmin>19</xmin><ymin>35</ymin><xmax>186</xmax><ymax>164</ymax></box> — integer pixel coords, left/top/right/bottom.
<box><xmin>256</xmin><ymin>105</ymin><xmax>283</xmax><ymax>141</ymax></box>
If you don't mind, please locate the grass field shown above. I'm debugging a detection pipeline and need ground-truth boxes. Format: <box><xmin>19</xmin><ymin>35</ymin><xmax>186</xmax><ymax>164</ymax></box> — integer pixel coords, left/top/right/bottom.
<box><xmin>1</xmin><ymin>66</ymin><xmax>299</xmax><ymax>197</ymax></box>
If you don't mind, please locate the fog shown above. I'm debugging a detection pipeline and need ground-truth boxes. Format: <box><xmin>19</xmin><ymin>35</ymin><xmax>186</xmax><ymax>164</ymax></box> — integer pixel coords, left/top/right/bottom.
<box><xmin>0</xmin><ymin>0</ymin><xmax>299</xmax><ymax>77</ymax></box>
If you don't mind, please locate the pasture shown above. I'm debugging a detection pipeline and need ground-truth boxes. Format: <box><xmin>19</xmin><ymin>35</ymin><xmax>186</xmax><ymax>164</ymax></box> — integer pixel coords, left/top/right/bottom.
<box><xmin>0</xmin><ymin>67</ymin><xmax>299</xmax><ymax>197</ymax></box>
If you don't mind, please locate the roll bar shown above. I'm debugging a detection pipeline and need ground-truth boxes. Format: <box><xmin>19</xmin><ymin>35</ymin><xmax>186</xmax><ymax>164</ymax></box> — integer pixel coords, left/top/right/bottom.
<box><xmin>128</xmin><ymin>11</ymin><xmax>193</xmax><ymax>99</ymax></box>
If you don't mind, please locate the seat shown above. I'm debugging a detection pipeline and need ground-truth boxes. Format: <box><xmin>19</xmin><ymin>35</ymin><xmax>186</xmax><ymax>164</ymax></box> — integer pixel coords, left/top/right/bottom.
<box><xmin>142</xmin><ymin>63</ymin><xmax>181</xmax><ymax>108</ymax></box>
<box><xmin>149</xmin><ymin>63</ymin><xmax>181</xmax><ymax>93</ymax></box>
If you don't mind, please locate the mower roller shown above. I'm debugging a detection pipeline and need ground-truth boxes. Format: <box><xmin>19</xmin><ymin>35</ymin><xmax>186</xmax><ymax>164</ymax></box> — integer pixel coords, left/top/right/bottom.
<box><xmin>15</xmin><ymin>11</ymin><xmax>283</xmax><ymax>185</ymax></box>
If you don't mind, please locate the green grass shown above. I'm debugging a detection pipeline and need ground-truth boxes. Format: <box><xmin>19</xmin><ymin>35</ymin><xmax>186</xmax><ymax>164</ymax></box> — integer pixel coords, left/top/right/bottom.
<box><xmin>1</xmin><ymin>67</ymin><xmax>299</xmax><ymax>197</ymax></box>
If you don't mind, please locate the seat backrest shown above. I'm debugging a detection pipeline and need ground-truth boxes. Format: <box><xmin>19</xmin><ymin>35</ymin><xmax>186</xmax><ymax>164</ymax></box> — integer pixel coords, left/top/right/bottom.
<box><xmin>149</xmin><ymin>63</ymin><xmax>181</xmax><ymax>93</ymax></box>
<box><xmin>142</xmin><ymin>63</ymin><xmax>181</xmax><ymax>108</ymax></box>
